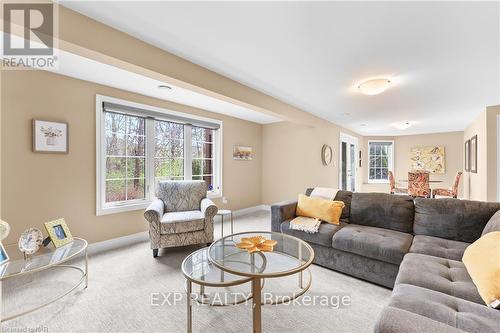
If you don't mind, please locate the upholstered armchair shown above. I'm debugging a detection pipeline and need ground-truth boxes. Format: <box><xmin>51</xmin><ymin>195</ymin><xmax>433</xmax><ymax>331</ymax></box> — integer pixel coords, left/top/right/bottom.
<box><xmin>432</xmin><ymin>171</ymin><xmax>463</xmax><ymax>198</ymax></box>
<box><xmin>144</xmin><ymin>180</ymin><xmax>218</xmax><ymax>257</ymax></box>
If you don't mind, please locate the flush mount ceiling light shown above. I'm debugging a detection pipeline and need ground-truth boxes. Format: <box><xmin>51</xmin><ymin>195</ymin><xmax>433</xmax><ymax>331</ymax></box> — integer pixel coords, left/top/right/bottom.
<box><xmin>158</xmin><ymin>84</ymin><xmax>172</xmax><ymax>90</ymax></box>
<box><xmin>357</xmin><ymin>78</ymin><xmax>391</xmax><ymax>95</ymax></box>
<box><xmin>392</xmin><ymin>121</ymin><xmax>413</xmax><ymax>130</ymax></box>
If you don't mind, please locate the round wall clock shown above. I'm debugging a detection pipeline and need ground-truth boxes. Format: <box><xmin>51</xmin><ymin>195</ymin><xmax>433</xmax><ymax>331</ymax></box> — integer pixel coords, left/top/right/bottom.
<box><xmin>18</xmin><ymin>228</ymin><xmax>43</xmax><ymax>255</ymax></box>
<box><xmin>321</xmin><ymin>144</ymin><xmax>333</xmax><ymax>166</ymax></box>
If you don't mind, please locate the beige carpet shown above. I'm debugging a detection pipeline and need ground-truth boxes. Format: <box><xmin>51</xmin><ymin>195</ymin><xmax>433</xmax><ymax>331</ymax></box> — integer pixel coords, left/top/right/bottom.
<box><xmin>2</xmin><ymin>211</ymin><xmax>391</xmax><ymax>332</ymax></box>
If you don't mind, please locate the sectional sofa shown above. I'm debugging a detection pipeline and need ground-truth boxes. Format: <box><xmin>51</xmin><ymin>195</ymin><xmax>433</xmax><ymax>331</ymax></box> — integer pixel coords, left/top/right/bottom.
<box><xmin>271</xmin><ymin>190</ymin><xmax>500</xmax><ymax>333</ymax></box>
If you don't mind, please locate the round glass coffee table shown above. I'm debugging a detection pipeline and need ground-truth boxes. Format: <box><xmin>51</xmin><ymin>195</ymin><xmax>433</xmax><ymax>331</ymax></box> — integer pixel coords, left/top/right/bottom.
<box><xmin>182</xmin><ymin>231</ymin><xmax>314</xmax><ymax>333</ymax></box>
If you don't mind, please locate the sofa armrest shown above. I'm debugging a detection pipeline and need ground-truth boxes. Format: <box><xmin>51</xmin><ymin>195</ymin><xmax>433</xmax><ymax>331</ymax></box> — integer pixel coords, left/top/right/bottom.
<box><xmin>144</xmin><ymin>198</ymin><xmax>164</xmax><ymax>224</ymax></box>
<box><xmin>201</xmin><ymin>198</ymin><xmax>218</xmax><ymax>219</ymax></box>
<box><xmin>271</xmin><ymin>200</ymin><xmax>298</xmax><ymax>232</ymax></box>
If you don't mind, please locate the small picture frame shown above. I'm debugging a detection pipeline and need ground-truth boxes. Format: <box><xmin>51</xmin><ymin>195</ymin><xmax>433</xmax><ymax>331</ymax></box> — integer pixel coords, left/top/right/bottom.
<box><xmin>44</xmin><ymin>218</ymin><xmax>73</xmax><ymax>248</ymax></box>
<box><xmin>464</xmin><ymin>139</ymin><xmax>470</xmax><ymax>172</ymax></box>
<box><xmin>33</xmin><ymin>119</ymin><xmax>69</xmax><ymax>153</ymax></box>
<box><xmin>233</xmin><ymin>145</ymin><xmax>253</xmax><ymax>161</ymax></box>
<box><xmin>470</xmin><ymin>135</ymin><xmax>477</xmax><ymax>174</ymax></box>
<box><xmin>0</xmin><ymin>242</ymin><xmax>9</xmax><ymax>266</ymax></box>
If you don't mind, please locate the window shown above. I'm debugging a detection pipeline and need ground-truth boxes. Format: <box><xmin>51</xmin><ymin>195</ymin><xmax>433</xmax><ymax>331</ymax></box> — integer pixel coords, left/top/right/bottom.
<box><xmin>97</xmin><ymin>96</ymin><xmax>222</xmax><ymax>215</ymax></box>
<box><xmin>368</xmin><ymin>140</ymin><xmax>394</xmax><ymax>183</ymax></box>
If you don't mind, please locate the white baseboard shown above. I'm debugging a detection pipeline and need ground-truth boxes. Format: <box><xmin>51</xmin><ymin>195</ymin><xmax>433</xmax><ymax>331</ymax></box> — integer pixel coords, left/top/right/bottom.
<box><xmin>232</xmin><ymin>205</ymin><xmax>269</xmax><ymax>217</ymax></box>
<box><xmin>88</xmin><ymin>230</ymin><xmax>148</xmax><ymax>256</ymax></box>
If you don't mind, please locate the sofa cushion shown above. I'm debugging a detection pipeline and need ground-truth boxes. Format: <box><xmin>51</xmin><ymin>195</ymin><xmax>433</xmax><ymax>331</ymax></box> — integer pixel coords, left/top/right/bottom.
<box><xmin>383</xmin><ymin>284</ymin><xmax>500</xmax><ymax>333</ymax></box>
<box><xmin>157</xmin><ymin>180</ymin><xmax>207</xmax><ymax>212</ymax></box>
<box><xmin>160</xmin><ymin>211</ymin><xmax>205</xmax><ymax>234</ymax></box>
<box><xmin>306</xmin><ymin>188</ymin><xmax>352</xmax><ymax>222</ymax></box>
<box><xmin>396</xmin><ymin>253</ymin><xmax>483</xmax><ymax>304</ymax></box>
<box><xmin>281</xmin><ymin>220</ymin><xmax>344</xmax><ymax>247</ymax></box>
<box><xmin>482</xmin><ymin>210</ymin><xmax>500</xmax><ymax>236</ymax></box>
<box><xmin>331</xmin><ymin>224</ymin><xmax>413</xmax><ymax>265</ymax></box>
<box><xmin>414</xmin><ymin>198</ymin><xmax>500</xmax><ymax>243</ymax></box>
<box><xmin>409</xmin><ymin>235</ymin><xmax>470</xmax><ymax>261</ymax></box>
<box><xmin>350</xmin><ymin>193</ymin><xmax>415</xmax><ymax>233</ymax></box>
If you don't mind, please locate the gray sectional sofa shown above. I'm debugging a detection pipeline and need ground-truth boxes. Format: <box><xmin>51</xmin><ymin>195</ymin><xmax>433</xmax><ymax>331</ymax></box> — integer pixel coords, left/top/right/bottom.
<box><xmin>271</xmin><ymin>190</ymin><xmax>500</xmax><ymax>333</ymax></box>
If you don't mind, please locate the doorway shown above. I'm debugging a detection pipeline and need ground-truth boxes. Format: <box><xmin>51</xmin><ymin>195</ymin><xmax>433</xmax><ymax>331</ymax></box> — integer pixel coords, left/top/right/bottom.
<box><xmin>339</xmin><ymin>133</ymin><xmax>359</xmax><ymax>191</ymax></box>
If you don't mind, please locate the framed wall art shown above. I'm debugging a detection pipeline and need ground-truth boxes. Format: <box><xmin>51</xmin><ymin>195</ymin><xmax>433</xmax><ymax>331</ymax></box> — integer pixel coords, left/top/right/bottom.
<box><xmin>465</xmin><ymin>139</ymin><xmax>470</xmax><ymax>171</ymax></box>
<box><xmin>33</xmin><ymin>119</ymin><xmax>68</xmax><ymax>153</ymax></box>
<box><xmin>470</xmin><ymin>135</ymin><xmax>477</xmax><ymax>173</ymax></box>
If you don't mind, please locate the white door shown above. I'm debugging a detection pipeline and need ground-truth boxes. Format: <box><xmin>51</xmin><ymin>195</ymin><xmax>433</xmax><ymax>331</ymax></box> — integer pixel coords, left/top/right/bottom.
<box><xmin>339</xmin><ymin>133</ymin><xmax>359</xmax><ymax>191</ymax></box>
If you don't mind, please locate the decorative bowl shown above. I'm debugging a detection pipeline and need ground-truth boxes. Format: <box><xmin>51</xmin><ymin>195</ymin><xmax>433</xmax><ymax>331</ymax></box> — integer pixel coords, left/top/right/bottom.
<box><xmin>235</xmin><ymin>236</ymin><xmax>277</xmax><ymax>253</ymax></box>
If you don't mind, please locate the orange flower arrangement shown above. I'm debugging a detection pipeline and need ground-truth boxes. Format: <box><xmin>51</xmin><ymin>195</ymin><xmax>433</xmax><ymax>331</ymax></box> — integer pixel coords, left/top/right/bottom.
<box><xmin>235</xmin><ymin>236</ymin><xmax>277</xmax><ymax>253</ymax></box>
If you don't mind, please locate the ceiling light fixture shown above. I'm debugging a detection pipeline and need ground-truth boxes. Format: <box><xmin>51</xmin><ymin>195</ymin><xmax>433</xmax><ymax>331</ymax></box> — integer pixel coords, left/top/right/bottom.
<box><xmin>158</xmin><ymin>84</ymin><xmax>172</xmax><ymax>90</ymax></box>
<box><xmin>357</xmin><ymin>78</ymin><xmax>391</xmax><ymax>95</ymax></box>
<box><xmin>392</xmin><ymin>121</ymin><xmax>413</xmax><ymax>130</ymax></box>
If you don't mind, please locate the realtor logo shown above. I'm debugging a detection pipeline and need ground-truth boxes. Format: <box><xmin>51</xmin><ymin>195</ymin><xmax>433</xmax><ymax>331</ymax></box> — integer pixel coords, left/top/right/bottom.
<box><xmin>2</xmin><ymin>2</ymin><xmax>58</xmax><ymax>69</ymax></box>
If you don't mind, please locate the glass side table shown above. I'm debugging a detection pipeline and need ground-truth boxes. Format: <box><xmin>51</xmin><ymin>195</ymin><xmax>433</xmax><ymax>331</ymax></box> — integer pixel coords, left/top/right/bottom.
<box><xmin>216</xmin><ymin>209</ymin><xmax>233</xmax><ymax>237</ymax></box>
<box><xmin>0</xmin><ymin>237</ymin><xmax>88</xmax><ymax>322</ymax></box>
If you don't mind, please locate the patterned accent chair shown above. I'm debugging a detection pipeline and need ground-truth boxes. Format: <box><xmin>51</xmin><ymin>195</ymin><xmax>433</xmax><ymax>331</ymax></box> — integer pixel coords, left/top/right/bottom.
<box><xmin>388</xmin><ymin>171</ymin><xmax>408</xmax><ymax>194</ymax></box>
<box><xmin>144</xmin><ymin>180</ymin><xmax>218</xmax><ymax>257</ymax></box>
<box><xmin>432</xmin><ymin>171</ymin><xmax>463</xmax><ymax>198</ymax></box>
<box><xmin>407</xmin><ymin>171</ymin><xmax>430</xmax><ymax>198</ymax></box>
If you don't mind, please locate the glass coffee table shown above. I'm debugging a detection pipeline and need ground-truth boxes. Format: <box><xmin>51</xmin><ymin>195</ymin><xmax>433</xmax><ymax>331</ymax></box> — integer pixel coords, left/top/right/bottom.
<box><xmin>182</xmin><ymin>231</ymin><xmax>314</xmax><ymax>333</ymax></box>
<box><xmin>0</xmin><ymin>238</ymin><xmax>88</xmax><ymax>322</ymax></box>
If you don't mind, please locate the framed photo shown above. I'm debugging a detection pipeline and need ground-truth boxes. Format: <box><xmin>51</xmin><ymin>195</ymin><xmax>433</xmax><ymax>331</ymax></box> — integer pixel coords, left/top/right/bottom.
<box><xmin>0</xmin><ymin>242</ymin><xmax>9</xmax><ymax>266</ymax></box>
<box><xmin>33</xmin><ymin>119</ymin><xmax>68</xmax><ymax>153</ymax></box>
<box><xmin>233</xmin><ymin>145</ymin><xmax>253</xmax><ymax>161</ymax></box>
<box><xmin>44</xmin><ymin>218</ymin><xmax>73</xmax><ymax>248</ymax></box>
<box><xmin>465</xmin><ymin>139</ymin><xmax>470</xmax><ymax>172</ymax></box>
<box><xmin>470</xmin><ymin>135</ymin><xmax>477</xmax><ymax>173</ymax></box>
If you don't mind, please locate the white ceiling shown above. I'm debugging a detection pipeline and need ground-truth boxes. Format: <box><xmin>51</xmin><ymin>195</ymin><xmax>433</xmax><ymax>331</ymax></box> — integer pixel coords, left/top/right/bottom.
<box><xmin>62</xmin><ymin>1</ymin><xmax>500</xmax><ymax>135</ymax></box>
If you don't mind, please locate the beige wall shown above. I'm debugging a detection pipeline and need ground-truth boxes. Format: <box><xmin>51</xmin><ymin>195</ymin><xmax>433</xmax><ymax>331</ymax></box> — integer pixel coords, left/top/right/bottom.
<box><xmin>360</xmin><ymin>132</ymin><xmax>464</xmax><ymax>196</ymax></box>
<box><xmin>1</xmin><ymin>70</ymin><xmax>262</xmax><ymax>246</ymax></box>
<box><xmin>464</xmin><ymin>105</ymin><xmax>499</xmax><ymax>202</ymax></box>
<box><xmin>261</xmin><ymin>122</ymin><xmax>363</xmax><ymax>204</ymax></box>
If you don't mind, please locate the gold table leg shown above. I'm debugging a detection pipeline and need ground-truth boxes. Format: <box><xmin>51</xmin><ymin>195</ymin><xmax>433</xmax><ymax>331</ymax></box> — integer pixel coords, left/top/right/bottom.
<box><xmin>187</xmin><ymin>280</ymin><xmax>192</xmax><ymax>333</ymax></box>
<box><xmin>252</xmin><ymin>277</ymin><xmax>262</xmax><ymax>333</ymax></box>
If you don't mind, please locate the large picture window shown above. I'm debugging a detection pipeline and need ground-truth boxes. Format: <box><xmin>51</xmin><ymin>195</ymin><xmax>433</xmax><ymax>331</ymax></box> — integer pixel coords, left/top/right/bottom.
<box><xmin>368</xmin><ymin>140</ymin><xmax>394</xmax><ymax>183</ymax></box>
<box><xmin>97</xmin><ymin>96</ymin><xmax>222</xmax><ymax>215</ymax></box>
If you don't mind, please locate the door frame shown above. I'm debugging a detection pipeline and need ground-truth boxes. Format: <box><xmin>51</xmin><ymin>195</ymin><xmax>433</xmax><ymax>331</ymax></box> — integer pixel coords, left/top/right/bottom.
<box><xmin>497</xmin><ymin>114</ymin><xmax>500</xmax><ymax>201</ymax></box>
<box><xmin>339</xmin><ymin>132</ymin><xmax>359</xmax><ymax>191</ymax></box>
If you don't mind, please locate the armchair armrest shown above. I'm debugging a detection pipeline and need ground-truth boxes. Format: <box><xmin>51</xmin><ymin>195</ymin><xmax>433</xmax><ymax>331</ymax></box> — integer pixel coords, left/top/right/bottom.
<box><xmin>144</xmin><ymin>198</ymin><xmax>165</xmax><ymax>224</ymax></box>
<box><xmin>271</xmin><ymin>200</ymin><xmax>298</xmax><ymax>232</ymax></box>
<box><xmin>201</xmin><ymin>198</ymin><xmax>218</xmax><ymax>218</ymax></box>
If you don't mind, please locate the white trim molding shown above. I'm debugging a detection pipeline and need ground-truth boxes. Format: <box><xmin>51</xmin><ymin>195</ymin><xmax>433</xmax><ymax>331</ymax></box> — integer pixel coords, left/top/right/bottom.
<box><xmin>497</xmin><ymin>114</ymin><xmax>500</xmax><ymax>201</ymax></box>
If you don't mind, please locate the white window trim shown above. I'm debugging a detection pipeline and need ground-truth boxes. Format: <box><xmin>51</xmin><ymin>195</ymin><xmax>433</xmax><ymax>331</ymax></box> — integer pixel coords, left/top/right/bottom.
<box><xmin>367</xmin><ymin>140</ymin><xmax>394</xmax><ymax>184</ymax></box>
<box><xmin>96</xmin><ymin>95</ymin><xmax>223</xmax><ymax>216</ymax></box>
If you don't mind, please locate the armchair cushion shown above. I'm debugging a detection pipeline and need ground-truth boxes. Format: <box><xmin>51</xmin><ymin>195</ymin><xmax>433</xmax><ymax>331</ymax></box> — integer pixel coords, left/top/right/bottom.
<box><xmin>160</xmin><ymin>210</ymin><xmax>205</xmax><ymax>234</ymax></box>
<box><xmin>157</xmin><ymin>180</ymin><xmax>207</xmax><ymax>212</ymax></box>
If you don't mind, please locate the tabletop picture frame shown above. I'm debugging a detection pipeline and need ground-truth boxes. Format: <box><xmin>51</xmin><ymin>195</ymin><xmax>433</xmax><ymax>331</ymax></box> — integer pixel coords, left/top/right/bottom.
<box><xmin>0</xmin><ymin>242</ymin><xmax>9</xmax><ymax>266</ymax></box>
<box><xmin>44</xmin><ymin>218</ymin><xmax>74</xmax><ymax>248</ymax></box>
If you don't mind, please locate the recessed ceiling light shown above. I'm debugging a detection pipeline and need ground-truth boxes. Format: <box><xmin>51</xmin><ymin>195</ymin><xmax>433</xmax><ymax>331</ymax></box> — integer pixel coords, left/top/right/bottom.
<box><xmin>392</xmin><ymin>121</ymin><xmax>413</xmax><ymax>130</ymax></box>
<box><xmin>360</xmin><ymin>124</ymin><xmax>367</xmax><ymax>127</ymax></box>
<box><xmin>342</xmin><ymin>112</ymin><xmax>351</xmax><ymax>116</ymax></box>
<box><xmin>158</xmin><ymin>84</ymin><xmax>172</xmax><ymax>90</ymax></box>
<box><xmin>357</xmin><ymin>78</ymin><xmax>391</xmax><ymax>95</ymax></box>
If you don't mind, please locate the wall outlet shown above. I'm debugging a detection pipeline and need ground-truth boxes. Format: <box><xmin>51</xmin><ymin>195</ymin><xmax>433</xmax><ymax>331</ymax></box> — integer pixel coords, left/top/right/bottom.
<box><xmin>222</xmin><ymin>197</ymin><xmax>228</xmax><ymax>204</ymax></box>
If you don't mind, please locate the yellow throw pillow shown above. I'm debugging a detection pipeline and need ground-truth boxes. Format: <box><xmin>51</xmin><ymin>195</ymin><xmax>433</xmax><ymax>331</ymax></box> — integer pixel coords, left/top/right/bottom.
<box><xmin>296</xmin><ymin>194</ymin><xmax>345</xmax><ymax>225</ymax></box>
<box><xmin>462</xmin><ymin>231</ymin><xmax>500</xmax><ymax>308</ymax></box>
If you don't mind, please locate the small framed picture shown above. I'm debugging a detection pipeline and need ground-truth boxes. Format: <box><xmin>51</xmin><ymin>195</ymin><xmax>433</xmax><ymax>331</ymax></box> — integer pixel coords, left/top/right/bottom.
<box><xmin>33</xmin><ymin>119</ymin><xmax>68</xmax><ymax>153</ymax></box>
<box><xmin>464</xmin><ymin>139</ymin><xmax>470</xmax><ymax>172</ymax></box>
<box><xmin>44</xmin><ymin>218</ymin><xmax>73</xmax><ymax>248</ymax></box>
<box><xmin>233</xmin><ymin>145</ymin><xmax>253</xmax><ymax>160</ymax></box>
<box><xmin>0</xmin><ymin>242</ymin><xmax>9</xmax><ymax>266</ymax></box>
<box><xmin>470</xmin><ymin>135</ymin><xmax>477</xmax><ymax>174</ymax></box>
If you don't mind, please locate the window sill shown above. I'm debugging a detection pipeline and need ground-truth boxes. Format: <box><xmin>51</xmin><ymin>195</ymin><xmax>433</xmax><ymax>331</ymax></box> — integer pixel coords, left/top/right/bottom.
<box><xmin>97</xmin><ymin>201</ymin><xmax>150</xmax><ymax>216</ymax></box>
<box><xmin>367</xmin><ymin>180</ymin><xmax>390</xmax><ymax>184</ymax></box>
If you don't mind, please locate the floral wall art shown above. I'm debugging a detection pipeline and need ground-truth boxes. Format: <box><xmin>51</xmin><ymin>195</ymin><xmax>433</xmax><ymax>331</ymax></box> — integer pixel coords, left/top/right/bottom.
<box><xmin>410</xmin><ymin>146</ymin><xmax>445</xmax><ymax>174</ymax></box>
<box><xmin>33</xmin><ymin>120</ymin><xmax>68</xmax><ymax>153</ymax></box>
